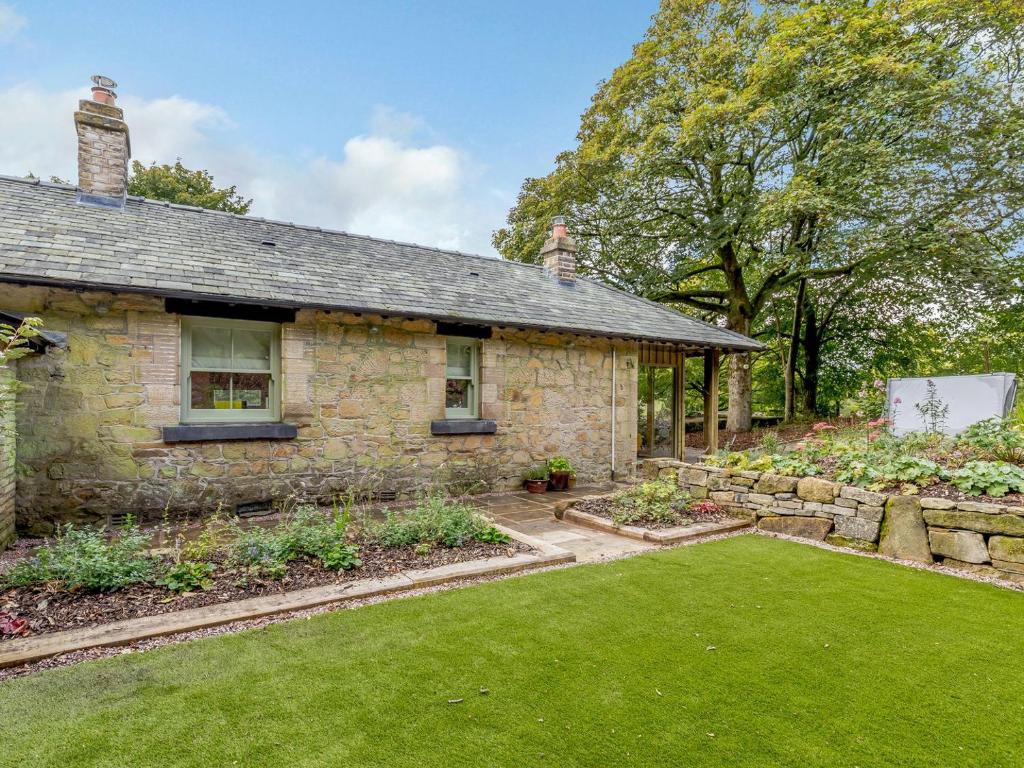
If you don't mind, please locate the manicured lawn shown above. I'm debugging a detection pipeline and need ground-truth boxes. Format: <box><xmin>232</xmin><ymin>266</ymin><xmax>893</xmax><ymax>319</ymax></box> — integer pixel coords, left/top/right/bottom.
<box><xmin>2</xmin><ymin>535</ymin><xmax>1023</xmax><ymax>767</ymax></box>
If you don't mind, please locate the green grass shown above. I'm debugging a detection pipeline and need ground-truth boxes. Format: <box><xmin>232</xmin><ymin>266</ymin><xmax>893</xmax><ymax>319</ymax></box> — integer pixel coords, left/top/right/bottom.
<box><xmin>2</xmin><ymin>535</ymin><xmax>1023</xmax><ymax>767</ymax></box>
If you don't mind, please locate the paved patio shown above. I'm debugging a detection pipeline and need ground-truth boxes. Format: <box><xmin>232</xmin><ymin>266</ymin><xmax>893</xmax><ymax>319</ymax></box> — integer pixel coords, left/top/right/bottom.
<box><xmin>469</xmin><ymin>486</ymin><xmax>656</xmax><ymax>563</ymax></box>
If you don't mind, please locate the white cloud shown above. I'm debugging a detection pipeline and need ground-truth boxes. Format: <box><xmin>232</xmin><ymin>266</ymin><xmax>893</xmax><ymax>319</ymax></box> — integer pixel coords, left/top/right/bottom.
<box><xmin>0</xmin><ymin>83</ymin><xmax>503</xmax><ymax>255</ymax></box>
<box><xmin>0</xmin><ymin>3</ymin><xmax>26</xmax><ymax>44</ymax></box>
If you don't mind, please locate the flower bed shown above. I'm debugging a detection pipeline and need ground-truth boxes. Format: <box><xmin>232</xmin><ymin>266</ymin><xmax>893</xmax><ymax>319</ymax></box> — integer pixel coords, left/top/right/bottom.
<box><xmin>572</xmin><ymin>480</ymin><xmax>734</xmax><ymax>530</ymax></box>
<box><xmin>0</xmin><ymin>497</ymin><xmax>528</xmax><ymax>641</ymax></box>
<box><xmin>703</xmin><ymin>418</ymin><xmax>1024</xmax><ymax>504</ymax></box>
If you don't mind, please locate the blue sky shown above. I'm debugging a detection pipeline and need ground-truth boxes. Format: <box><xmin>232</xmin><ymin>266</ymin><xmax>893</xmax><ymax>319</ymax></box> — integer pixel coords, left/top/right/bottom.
<box><xmin>0</xmin><ymin>1</ymin><xmax>657</xmax><ymax>254</ymax></box>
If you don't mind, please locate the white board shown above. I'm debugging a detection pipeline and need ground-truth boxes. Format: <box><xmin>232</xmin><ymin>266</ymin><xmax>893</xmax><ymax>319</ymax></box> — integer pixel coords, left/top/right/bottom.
<box><xmin>887</xmin><ymin>373</ymin><xmax>1017</xmax><ymax>437</ymax></box>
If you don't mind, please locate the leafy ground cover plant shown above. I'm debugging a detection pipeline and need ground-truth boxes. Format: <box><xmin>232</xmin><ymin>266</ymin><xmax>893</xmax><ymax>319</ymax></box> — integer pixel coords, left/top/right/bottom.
<box><xmin>0</xmin><ymin>523</ymin><xmax>158</xmax><ymax>592</ymax></box>
<box><xmin>226</xmin><ymin>505</ymin><xmax>361</xmax><ymax>579</ymax></box>
<box><xmin>365</xmin><ymin>495</ymin><xmax>510</xmax><ymax>549</ymax></box>
<box><xmin>959</xmin><ymin>418</ymin><xmax>1024</xmax><ymax>464</ymax></box>
<box><xmin>950</xmin><ymin>461</ymin><xmax>1024</xmax><ymax>497</ymax></box>
<box><xmin>608</xmin><ymin>480</ymin><xmax>689</xmax><ymax>526</ymax></box>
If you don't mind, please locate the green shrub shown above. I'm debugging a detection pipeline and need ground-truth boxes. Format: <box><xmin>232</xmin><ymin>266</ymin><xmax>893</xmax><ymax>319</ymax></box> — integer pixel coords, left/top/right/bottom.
<box><xmin>959</xmin><ymin>419</ymin><xmax>1024</xmax><ymax>464</ymax></box>
<box><xmin>367</xmin><ymin>496</ymin><xmax>510</xmax><ymax>548</ymax></box>
<box><xmin>951</xmin><ymin>461</ymin><xmax>1024</xmax><ymax>497</ymax></box>
<box><xmin>770</xmin><ymin>454</ymin><xmax>820</xmax><ymax>477</ymax></box>
<box><xmin>524</xmin><ymin>465</ymin><xmax>549</xmax><ymax>481</ymax></box>
<box><xmin>1</xmin><ymin>524</ymin><xmax>158</xmax><ymax>592</ymax></box>
<box><xmin>226</xmin><ymin>504</ymin><xmax>361</xmax><ymax>578</ymax></box>
<box><xmin>610</xmin><ymin>480</ymin><xmax>688</xmax><ymax>526</ymax></box>
<box><xmin>158</xmin><ymin>561</ymin><xmax>216</xmax><ymax>593</ymax></box>
<box><xmin>547</xmin><ymin>456</ymin><xmax>575</xmax><ymax>474</ymax></box>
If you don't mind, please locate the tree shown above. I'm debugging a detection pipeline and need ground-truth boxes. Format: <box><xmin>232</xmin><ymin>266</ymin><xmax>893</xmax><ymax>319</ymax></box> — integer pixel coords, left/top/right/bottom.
<box><xmin>495</xmin><ymin>0</ymin><xmax>1024</xmax><ymax>431</ymax></box>
<box><xmin>127</xmin><ymin>160</ymin><xmax>252</xmax><ymax>214</ymax></box>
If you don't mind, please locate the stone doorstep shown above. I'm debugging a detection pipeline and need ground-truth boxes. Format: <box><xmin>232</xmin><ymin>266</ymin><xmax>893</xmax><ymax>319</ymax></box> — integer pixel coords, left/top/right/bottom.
<box><xmin>0</xmin><ymin>524</ymin><xmax>574</xmax><ymax>670</ymax></box>
<box><xmin>559</xmin><ymin>507</ymin><xmax>751</xmax><ymax>544</ymax></box>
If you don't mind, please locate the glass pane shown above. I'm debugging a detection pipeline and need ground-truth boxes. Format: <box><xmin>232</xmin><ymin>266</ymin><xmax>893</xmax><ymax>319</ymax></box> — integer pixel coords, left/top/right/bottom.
<box><xmin>191</xmin><ymin>371</ymin><xmax>233</xmax><ymax>410</ymax></box>
<box><xmin>231</xmin><ymin>372</ymin><xmax>271</xmax><ymax>409</ymax></box>
<box><xmin>446</xmin><ymin>379</ymin><xmax>471</xmax><ymax>410</ymax></box>
<box><xmin>446</xmin><ymin>340</ymin><xmax>473</xmax><ymax>378</ymax></box>
<box><xmin>191</xmin><ymin>326</ymin><xmax>232</xmax><ymax>369</ymax></box>
<box><xmin>637</xmin><ymin>365</ymin><xmax>675</xmax><ymax>458</ymax></box>
<box><xmin>191</xmin><ymin>372</ymin><xmax>271</xmax><ymax>410</ymax></box>
<box><xmin>233</xmin><ymin>329</ymin><xmax>272</xmax><ymax>370</ymax></box>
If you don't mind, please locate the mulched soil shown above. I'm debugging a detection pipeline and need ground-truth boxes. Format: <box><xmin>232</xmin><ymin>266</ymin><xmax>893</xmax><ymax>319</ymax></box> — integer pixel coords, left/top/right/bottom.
<box><xmin>0</xmin><ymin>538</ymin><xmax>530</xmax><ymax>642</ymax></box>
<box><xmin>573</xmin><ymin>496</ymin><xmax>737</xmax><ymax>530</ymax></box>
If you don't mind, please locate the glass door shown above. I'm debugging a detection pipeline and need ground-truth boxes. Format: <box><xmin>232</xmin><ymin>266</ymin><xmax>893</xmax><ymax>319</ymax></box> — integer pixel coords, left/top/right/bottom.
<box><xmin>637</xmin><ymin>365</ymin><xmax>677</xmax><ymax>458</ymax></box>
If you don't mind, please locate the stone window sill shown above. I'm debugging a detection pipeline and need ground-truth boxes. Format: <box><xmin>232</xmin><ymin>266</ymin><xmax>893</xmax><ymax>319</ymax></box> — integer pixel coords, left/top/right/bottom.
<box><xmin>162</xmin><ymin>423</ymin><xmax>298</xmax><ymax>443</ymax></box>
<box><xmin>430</xmin><ymin>419</ymin><xmax>497</xmax><ymax>436</ymax></box>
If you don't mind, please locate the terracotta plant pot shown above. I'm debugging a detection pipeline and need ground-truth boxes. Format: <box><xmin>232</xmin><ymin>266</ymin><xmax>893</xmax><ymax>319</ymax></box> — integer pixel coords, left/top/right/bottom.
<box><xmin>568</xmin><ymin>475</ymin><xmax>577</xmax><ymax>490</ymax></box>
<box><xmin>548</xmin><ymin>471</ymin><xmax>571</xmax><ymax>492</ymax></box>
<box><xmin>525</xmin><ymin>479</ymin><xmax>548</xmax><ymax>494</ymax></box>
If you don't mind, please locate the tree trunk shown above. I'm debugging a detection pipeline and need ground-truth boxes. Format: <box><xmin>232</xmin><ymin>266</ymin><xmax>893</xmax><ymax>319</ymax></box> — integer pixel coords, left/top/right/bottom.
<box><xmin>726</xmin><ymin>312</ymin><xmax>752</xmax><ymax>432</ymax></box>
<box><xmin>802</xmin><ymin>302</ymin><xmax>821</xmax><ymax>415</ymax></box>
<box><xmin>784</xmin><ymin>278</ymin><xmax>806</xmax><ymax>422</ymax></box>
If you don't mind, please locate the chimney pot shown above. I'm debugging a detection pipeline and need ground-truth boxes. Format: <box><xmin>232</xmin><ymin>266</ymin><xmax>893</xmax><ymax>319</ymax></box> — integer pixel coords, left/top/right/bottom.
<box><xmin>551</xmin><ymin>215</ymin><xmax>567</xmax><ymax>239</ymax></box>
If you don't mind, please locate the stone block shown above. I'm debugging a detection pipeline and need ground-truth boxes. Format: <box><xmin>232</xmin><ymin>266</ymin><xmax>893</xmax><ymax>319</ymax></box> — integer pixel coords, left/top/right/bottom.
<box><xmin>822</xmin><ymin>503</ymin><xmax>855</xmax><ymax>517</ymax></box>
<box><xmin>858</xmin><ymin>505</ymin><xmax>884</xmax><ymax>523</ymax></box>
<box><xmin>833</xmin><ymin>515</ymin><xmax>881</xmax><ymax>542</ymax></box>
<box><xmin>879</xmin><ymin>496</ymin><xmax>931</xmax><ymax>563</ymax></box>
<box><xmin>993</xmin><ymin>559</ymin><xmax>1024</xmax><ymax>575</ymax></box>
<box><xmin>839</xmin><ymin>486</ymin><xmax>887</xmax><ymax>506</ymax></box>
<box><xmin>680</xmin><ymin>468</ymin><xmax>708</xmax><ymax>487</ymax></box>
<box><xmin>802</xmin><ymin>501</ymin><xmax>822</xmax><ymax>514</ymax></box>
<box><xmin>773</xmin><ymin>500</ymin><xmax>802</xmax><ymax>510</ymax></box>
<box><xmin>988</xmin><ymin>536</ymin><xmax>1024</xmax><ymax>564</ymax></box>
<box><xmin>826</xmin><ymin>534</ymin><xmax>878</xmax><ymax>552</ymax></box>
<box><xmin>746</xmin><ymin>493</ymin><xmax>775</xmax><ymax>506</ymax></box>
<box><xmin>689</xmin><ymin>485</ymin><xmax>708</xmax><ymax>500</ymax></box>
<box><xmin>774</xmin><ymin>492</ymin><xmax>795</xmax><ymax>500</ymax></box>
<box><xmin>796</xmin><ymin>477</ymin><xmax>838</xmax><ymax>504</ymax></box>
<box><xmin>920</xmin><ymin>496</ymin><xmax>956</xmax><ymax>510</ymax></box>
<box><xmin>929</xmin><ymin>529</ymin><xmax>989</xmax><ymax>564</ymax></box>
<box><xmin>833</xmin><ymin>497</ymin><xmax>859</xmax><ymax>509</ymax></box>
<box><xmin>707</xmin><ymin>475</ymin><xmax>729</xmax><ymax>491</ymax></box>
<box><xmin>709</xmin><ymin>491</ymin><xmax>736</xmax><ymax>503</ymax></box>
<box><xmin>754</xmin><ymin>473</ymin><xmax>798</xmax><ymax>495</ymax></box>
<box><xmin>729</xmin><ymin>477</ymin><xmax>755</xmax><ymax>488</ymax></box>
<box><xmin>922</xmin><ymin>510</ymin><xmax>1024</xmax><ymax>537</ymax></box>
<box><xmin>758</xmin><ymin>515</ymin><xmax>833</xmax><ymax>541</ymax></box>
<box><xmin>957</xmin><ymin>501</ymin><xmax>1004</xmax><ymax>515</ymax></box>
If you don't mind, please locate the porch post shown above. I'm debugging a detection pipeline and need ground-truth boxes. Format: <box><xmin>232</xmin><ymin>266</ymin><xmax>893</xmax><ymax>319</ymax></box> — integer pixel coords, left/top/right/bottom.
<box><xmin>673</xmin><ymin>355</ymin><xmax>686</xmax><ymax>460</ymax></box>
<box><xmin>703</xmin><ymin>348</ymin><xmax>720</xmax><ymax>454</ymax></box>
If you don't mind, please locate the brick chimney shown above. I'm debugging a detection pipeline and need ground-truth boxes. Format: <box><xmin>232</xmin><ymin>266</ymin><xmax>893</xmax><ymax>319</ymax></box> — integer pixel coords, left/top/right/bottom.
<box><xmin>540</xmin><ymin>215</ymin><xmax>577</xmax><ymax>284</ymax></box>
<box><xmin>74</xmin><ymin>75</ymin><xmax>131</xmax><ymax>206</ymax></box>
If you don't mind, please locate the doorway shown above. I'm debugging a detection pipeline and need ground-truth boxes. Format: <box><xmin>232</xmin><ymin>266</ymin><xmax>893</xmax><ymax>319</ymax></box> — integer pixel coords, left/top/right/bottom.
<box><xmin>637</xmin><ymin>364</ymin><xmax>677</xmax><ymax>458</ymax></box>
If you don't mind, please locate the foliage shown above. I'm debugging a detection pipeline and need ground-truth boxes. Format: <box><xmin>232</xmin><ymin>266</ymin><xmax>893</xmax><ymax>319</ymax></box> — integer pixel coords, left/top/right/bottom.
<box><xmin>546</xmin><ymin>456</ymin><xmax>575</xmax><ymax>474</ymax></box>
<box><xmin>609</xmin><ymin>480</ymin><xmax>688</xmax><ymax>526</ymax></box>
<box><xmin>770</xmin><ymin>453</ymin><xmax>820</xmax><ymax>478</ymax></box>
<box><xmin>686</xmin><ymin>499</ymin><xmax>727</xmax><ymax>520</ymax></box>
<box><xmin>495</xmin><ymin>0</ymin><xmax>1024</xmax><ymax>428</ymax></box>
<box><xmin>157</xmin><ymin>561</ymin><xmax>215</xmax><ymax>593</ymax></box>
<box><xmin>0</xmin><ymin>316</ymin><xmax>42</xmax><ymax>367</ymax></box>
<box><xmin>958</xmin><ymin>419</ymin><xmax>1024</xmax><ymax>464</ymax></box>
<box><xmin>524</xmin><ymin>465</ymin><xmax>550</xmax><ymax>481</ymax></box>
<box><xmin>226</xmin><ymin>505</ymin><xmax>361</xmax><ymax>578</ymax></box>
<box><xmin>128</xmin><ymin>160</ymin><xmax>252</xmax><ymax>214</ymax></box>
<box><xmin>950</xmin><ymin>461</ymin><xmax>1024</xmax><ymax>497</ymax></box>
<box><xmin>366</xmin><ymin>496</ymin><xmax>510</xmax><ymax>549</ymax></box>
<box><xmin>0</xmin><ymin>523</ymin><xmax>157</xmax><ymax>592</ymax></box>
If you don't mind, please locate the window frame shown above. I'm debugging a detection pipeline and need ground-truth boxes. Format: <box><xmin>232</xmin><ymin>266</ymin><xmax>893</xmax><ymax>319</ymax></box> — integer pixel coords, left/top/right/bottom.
<box><xmin>180</xmin><ymin>316</ymin><xmax>282</xmax><ymax>424</ymax></box>
<box><xmin>444</xmin><ymin>336</ymin><xmax>481</xmax><ymax>419</ymax></box>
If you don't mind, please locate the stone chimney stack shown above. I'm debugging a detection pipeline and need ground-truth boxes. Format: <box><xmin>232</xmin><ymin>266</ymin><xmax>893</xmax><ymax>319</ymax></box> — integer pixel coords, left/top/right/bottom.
<box><xmin>74</xmin><ymin>75</ymin><xmax>131</xmax><ymax>205</ymax></box>
<box><xmin>541</xmin><ymin>215</ymin><xmax>577</xmax><ymax>284</ymax></box>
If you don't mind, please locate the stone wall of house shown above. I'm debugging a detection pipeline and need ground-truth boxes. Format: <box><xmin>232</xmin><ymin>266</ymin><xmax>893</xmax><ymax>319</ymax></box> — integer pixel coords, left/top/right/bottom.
<box><xmin>0</xmin><ymin>365</ymin><xmax>16</xmax><ymax>547</ymax></box>
<box><xmin>4</xmin><ymin>285</ymin><xmax>638</xmax><ymax>533</ymax></box>
<box><xmin>644</xmin><ymin>459</ymin><xmax>1024</xmax><ymax>584</ymax></box>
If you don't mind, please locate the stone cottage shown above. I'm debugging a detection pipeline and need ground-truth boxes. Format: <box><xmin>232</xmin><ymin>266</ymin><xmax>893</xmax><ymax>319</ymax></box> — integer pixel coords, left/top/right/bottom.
<box><xmin>0</xmin><ymin>79</ymin><xmax>760</xmax><ymax>538</ymax></box>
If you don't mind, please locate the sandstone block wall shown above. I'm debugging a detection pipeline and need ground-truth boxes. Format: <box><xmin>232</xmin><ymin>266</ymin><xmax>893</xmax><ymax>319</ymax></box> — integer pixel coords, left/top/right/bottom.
<box><xmin>0</xmin><ymin>365</ymin><xmax>16</xmax><ymax>547</ymax></box>
<box><xmin>5</xmin><ymin>285</ymin><xmax>638</xmax><ymax>533</ymax></box>
<box><xmin>644</xmin><ymin>458</ymin><xmax>1024</xmax><ymax>584</ymax></box>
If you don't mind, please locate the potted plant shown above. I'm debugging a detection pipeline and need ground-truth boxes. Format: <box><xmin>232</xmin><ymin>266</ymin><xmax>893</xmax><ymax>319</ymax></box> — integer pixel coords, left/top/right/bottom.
<box><xmin>547</xmin><ymin>456</ymin><xmax>575</xmax><ymax>492</ymax></box>
<box><xmin>524</xmin><ymin>466</ymin><xmax>550</xmax><ymax>494</ymax></box>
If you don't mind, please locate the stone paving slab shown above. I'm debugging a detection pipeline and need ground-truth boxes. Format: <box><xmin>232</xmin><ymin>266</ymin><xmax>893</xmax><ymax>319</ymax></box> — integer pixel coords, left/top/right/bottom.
<box><xmin>0</xmin><ymin>524</ymin><xmax>572</xmax><ymax>670</ymax></box>
<box><xmin>561</xmin><ymin>507</ymin><xmax>752</xmax><ymax>544</ymax></box>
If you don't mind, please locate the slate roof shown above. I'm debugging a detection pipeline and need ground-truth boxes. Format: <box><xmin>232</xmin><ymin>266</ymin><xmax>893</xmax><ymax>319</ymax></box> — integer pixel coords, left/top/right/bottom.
<box><xmin>0</xmin><ymin>175</ymin><xmax>761</xmax><ymax>351</ymax></box>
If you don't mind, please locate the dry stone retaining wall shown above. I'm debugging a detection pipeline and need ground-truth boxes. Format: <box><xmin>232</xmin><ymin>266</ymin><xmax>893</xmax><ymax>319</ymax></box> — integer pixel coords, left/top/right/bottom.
<box><xmin>0</xmin><ymin>366</ymin><xmax>16</xmax><ymax>547</ymax></box>
<box><xmin>644</xmin><ymin>459</ymin><xmax>1024</xmax><ymax>584</ymax></box>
